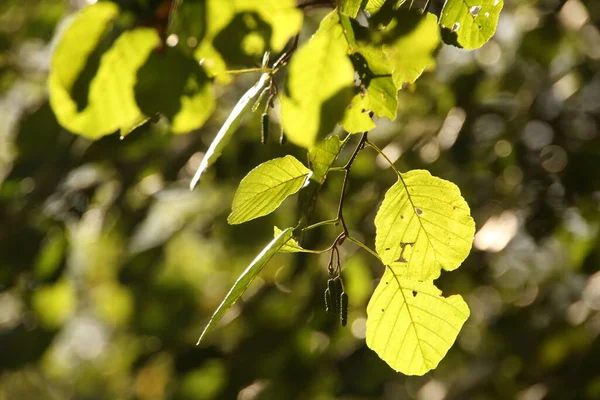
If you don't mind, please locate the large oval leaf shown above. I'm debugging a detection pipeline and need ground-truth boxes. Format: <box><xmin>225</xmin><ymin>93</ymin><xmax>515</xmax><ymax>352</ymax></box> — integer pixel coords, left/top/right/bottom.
<box><xmin>197</xmin><ymin>228</ymin><xmax>294</xmax><ymax>344</ymax></box>
<box><xmin>366</xmin><ymin>269</ymin><xmax>470</xmax><ymax>375</ymax></box>
<box><xmin>227</xmin><ymin>155</ymin><xmax>312</xmax><ymax>224</ymax></box>
<box><xmin>280</xmin><ymin>11</ymin><xmax>354</xmax><ymax>148</ymax></box>
<box><xmin>440</xmin><ymin>0</ymin><xmax>503</xmax><ymax>50</ymax></box>
<box><xmin>374</xmin><ymin>170</ymin><xmax>475</xmax><ymax>281</ymax></box>
<box><xmin>49</xmin><ymin>3</ymin><xmax>159</xmax><ymax>138</ymax></box>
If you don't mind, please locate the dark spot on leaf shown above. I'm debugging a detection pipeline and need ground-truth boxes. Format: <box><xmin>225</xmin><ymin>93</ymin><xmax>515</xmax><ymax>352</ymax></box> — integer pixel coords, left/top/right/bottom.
<box><xmin>385</xmin><ymin>247</ymin><xmax>390</xmax><ymax>251</ymax></box>
<box><xmin>400</xmin><ymin>215</ymin><xmax>404</xmax><ymax>219</ymax></box>
<box><xmin>415</xmin><ymin>207</ymin><xmax>423</xmax><ymax>215</ymax></box>
<box><xmin>381</xmin><ymin>309</ymin><xmax>385</xmax><ymax>312</ymax></box>
<box><xmin>412</xmin><ymin>291</ymin><xmax>417</xmax><ymax>297</ymax></box>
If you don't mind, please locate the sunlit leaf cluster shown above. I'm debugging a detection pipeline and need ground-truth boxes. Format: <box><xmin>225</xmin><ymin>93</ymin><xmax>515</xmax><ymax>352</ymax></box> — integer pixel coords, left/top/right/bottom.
<box><xmin>47</xmin><ymin>0</ymin><xmax>503</xmax><ymax>376</ymax></box>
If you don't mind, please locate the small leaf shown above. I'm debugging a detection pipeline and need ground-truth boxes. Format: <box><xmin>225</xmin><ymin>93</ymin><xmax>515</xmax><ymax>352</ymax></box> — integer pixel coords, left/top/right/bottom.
<box><xmin>309</xmin><ymin>135</ymin><xmax>343</xmax><ymax>184</ymax></box>
<box><xmin>365</xmin><ymin>0</ymin><xmax>387</xmax><ymax>13</ymax></box>
<box><xmin>440</xmin><ymin>0</ymin><xmax>503</xmax><ymax>50</ymax></box>
<box><xmin>274</xmin><ymin>226</ymin><xmax>304</xmax><ymax>253</ymax></box>
<box><xmin>366</xmin><ymin>269</ymin><xmax>470</xmax><ymax>375</ymax></box>
<box><xmin>195</xmin><ymin>0</ymin><xmax>302</xmax><ymax>79</ymax></box>
<box><xmin>281</xmin><ymin>11</ymin><xmax>355</xmax><ymax>148</ymax></box>
<box><xmin>382</xmin><ymin>11</ymin><xmax>440</xmax><ymax>88</ymax></box>
<box><xmin>340</xmin><ymin>0</ymin><xmax>368</xmax><ymax>18</ymax></box>
<box><xmin>197</xmin><ymin>228</ymin><xmax>294</xmax><ymax>344</ymax></box>
<box><xmin>375</xmin><ymin>170</ymin><xmax>475</xmax><ymax>281</ymax></box>
<box><xmin>190</xmin><ymin>73</ymin><xmax>270</xmax><ymax>190</ymax></box>
<box><xmin>228</xmin><ymin>155</ymin><xmax>312</xmax><ymax>224</ymax></box>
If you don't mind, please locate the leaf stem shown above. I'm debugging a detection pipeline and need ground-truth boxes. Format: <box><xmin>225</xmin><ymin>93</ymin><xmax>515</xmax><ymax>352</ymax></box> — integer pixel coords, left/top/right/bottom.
<box><xmin>365</xmin><ymin>140</ymin><xmax>402</xmax><ymax>176</ymax></box>
<box><xmin>346</xmin><ymin>236</ymin><xmax>381</xmax><ymax>262</ymax></box>
<box><xmin>221</xmin><ymin>67</ymin><xmax>272</xmax><ymax>75</ymax></box>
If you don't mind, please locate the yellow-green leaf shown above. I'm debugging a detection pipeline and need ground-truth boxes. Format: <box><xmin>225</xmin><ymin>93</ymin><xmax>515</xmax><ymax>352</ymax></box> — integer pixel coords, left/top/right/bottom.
<box><xmin>281</xmin><ymin>11</ymin><xmax>355</xmax><ymax>148</ymax></box>
<box><xmin>228</xmin><ymin>155</ymin><xmax>312</xmax><ymax>224</ymax></box>
<box><xmin>197</xmin><ymin>228</ymin><xmax>294</xmax><ymax>344</ymax></box>
<box><xmin>195</xmin><ymin>0</ymin><xmax>302</xmax><ymax>79</ymax></box>
<box><xmin>308</xmin><ymin>135</ymin><xmax>343</xmax><ymax>184</ymax></box>
<box><xmin>383</xmin><ymin>12</ymin><xmax>440</xmax><ymax>88</ymax></box>
<box><xmin>440</xmin><ymin>0</ymin><xmax>503</xmax><ymax>50</ymax></box>
<box><xmin>366</xmin><ymin>269</ymin><xmax>470</xmax><ymax>375</ymax></box>
<box><xmin>49</xmin><ymin>3</ymin><xmax>159</xmax><ymax>138</ymax></box>
<box><xmin>374</xmin><ymin>170</ymin><xmax>475</xmax><ymax>281</ymax></box>
<box><xmin>274</xmin><ymin>226</ymin><xmax>304</xmax><ymax>253</ymax></box>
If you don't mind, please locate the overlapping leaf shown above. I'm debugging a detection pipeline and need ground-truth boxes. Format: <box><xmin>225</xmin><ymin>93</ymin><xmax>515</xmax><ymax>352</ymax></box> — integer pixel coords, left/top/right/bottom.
<box><xmin>440</xmin><ymin>0</ymin><xmax>503</xmax><ymax>49</ymax></box>
<box><xmin>280</xmin><ymin>11</ymin><xmax>354</xmax><ymax>148</ymax></box>
<box><xmin>274</xmin><ymin>226</ymin><xmax>304</xmax><ymax>253</ymax></box>
<box><xmin>340</xmin><ymin>0</ymin><xmax>367</xmax><ymax>17</ymax></box>
<box><xmin>49</xmin><ymin>3</ymin><xmax>158</xmax><ymax>138</ymax></box>
<box><xmin>308</xmin><ymin>135</ymin><xmax>343</xmax><ymax>184</ymax></box>
<box><xmin>135</xmin><ymin>46</ymin><xmax>215</xmax><ymax>134</ymax></box>
<box><xmin>383</xmin><ymin>12</ymin><xmax>440</xmax><ymax>88</ymax></box>
<box><xmin>374</xmin><ymin>170</ymin><xmax>475</xmax><ymax>281</ymax></box>
<box><xmin>366</xmin><ymin>268</ymin><xmax>470</xmax><ymax>375</ymax></box>
<box><xmin>195</xmin><ymin>0</ymin><xmax>302</xmax><ymax>79</ymax></box>
<box><xmin>228</xmin><ymin>156</ymin><xmax>312</xmax><ymax>224</ymax></box>
<box><xmin>197</xmin><ymin>228</ymin><xmax>294</xmax><ymax>344</ymax></box>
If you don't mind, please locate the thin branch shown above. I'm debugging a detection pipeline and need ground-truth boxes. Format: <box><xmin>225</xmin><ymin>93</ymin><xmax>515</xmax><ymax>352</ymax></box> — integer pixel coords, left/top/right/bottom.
<box><xmin>337</xmin><ymin>132</ymin><xmax>368</xmax><ymax>235</ymax></box>
<box><xmin>346</xmin><ymin>236</ymin><xmax>381</xmax><ymax>262</ymax></box>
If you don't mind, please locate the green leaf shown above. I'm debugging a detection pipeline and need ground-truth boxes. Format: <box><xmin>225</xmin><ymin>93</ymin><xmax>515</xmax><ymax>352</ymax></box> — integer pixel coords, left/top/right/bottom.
<box><xmin>274</xmin><ymin>226</ymin><xmax>304</xmax><ymax>253</ymax></box>
<box><xmin>135</xmin><ymin>46</ymin><xmax>215</xmax><ymax>134</ymax></box>
<box><xmin>374</xmin><ymin>170</ymin><xmax>475</xmax><ymax>281</ymax></box>
<box><xmin>309</xmin><ymin>135</ymin><xmax>343</xmax><ymax>184</ymax></box>
<box><xmin>195</xmin><ymin>0</ymin><xmax>302</xmax><ymax>78</ymax></box>
<box><xmin>340</xmin><ymin>0</ymin><xmax>368</xmax><ymax>18</ymax></box>
<box><xmin>197</xmin><ymin>227</ymin><xmax>294</xmax><ymax>344</ymax></box>
<box><xmin>365</xmin><ymin>0</ymin><xmax>387</xmax><ymax>13</ymax></box>
<box><xmin>440</xmin><ymin>0</ymin><xmax>504</xmax><ymax>50</ymax></box>
<box><xmin>190</xmin><ymin>73</ymin><xmax>270</xmax><ymax>190</ymax></box>
<box><xmin>281</xmin><ymin>11</ymin><xmax>355</xmax><ymax>148</ymax></box>
<box><xmin>341</xmin><ymin>48</ymin><xmax>397</xmax><ymax>133</ymax></box>
<box><xmin>382</xmin><ymin>11</ymin><xmax>440</xmax><ymax>88</ymax></box>
<box><xmin>49</xmin><ymin>3</ymin><xmax>160</xmax><ymax>138</ymax></box>
<box><xmin>366</xmin><ymin>269</ymin><xmax>470</xmax><ymax>375</ymax></box>
<box><xmin>228</xmin><ymin>155</ymin><xmax>312</xmax><ymax>224</ymax></box>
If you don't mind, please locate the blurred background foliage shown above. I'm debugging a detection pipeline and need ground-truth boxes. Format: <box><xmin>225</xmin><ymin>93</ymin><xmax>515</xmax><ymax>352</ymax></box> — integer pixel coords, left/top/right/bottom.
<box><xmin>1</xmin><ymin>0</ymin><xmax>600</xmax><ymax>399</ymax></box>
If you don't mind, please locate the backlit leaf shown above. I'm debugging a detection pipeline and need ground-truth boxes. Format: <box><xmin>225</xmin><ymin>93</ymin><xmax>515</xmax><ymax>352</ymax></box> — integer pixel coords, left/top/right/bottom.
<box><xmin>440</xmin><ymin>0</ymin><xmax>503</xmax><ymax>50</ymax></box>
<box><xmin>274</xmin><ymin>226</ymin><xmax>304</xmax><ymax>253</ymax></box>
<box><xmin>309</xmin><ymin>135</ymin><xmax>344</xmax><ymax>184</ymax></box>
<box><xmin>281</xmin><ymin>11</ymin><xmax>354</xmax><ymax>148</ymax></box>
<box><xmin>366</xmin><ymin>268</ymin><xmax>469</xmax><ymax>375</ymax></box>
<box><xmin>195</xmin><ymin>0</ymin><xmax>302</xmax><ymax>78</ymax></box>
<box><xmin>374</xmin><ymin>170</ymin><xmax>475</xmax><ymax>281</ymax></box>
<box><xmin>190</xmin><ymin>73</ymin><xmax>269</xmax><ymax>190</ymax></box>
<box><xmin>228</xmin><ymin>155</ymin><xmax>312</xmax><ymax>224</ymax></box>
<box><xmin>197</xmin><ymin>228</ymin><xmax>294</xmax><ymax>344</ymax></box>
<box><xmin>382</xmin><ymin>11</ymin><xmax>440</xmax><ymax>88</ymax></box>
<box><xmin>49</xmin><ymin>3</ymin><xmax>159</xmax><ymax>138</ymax></box>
